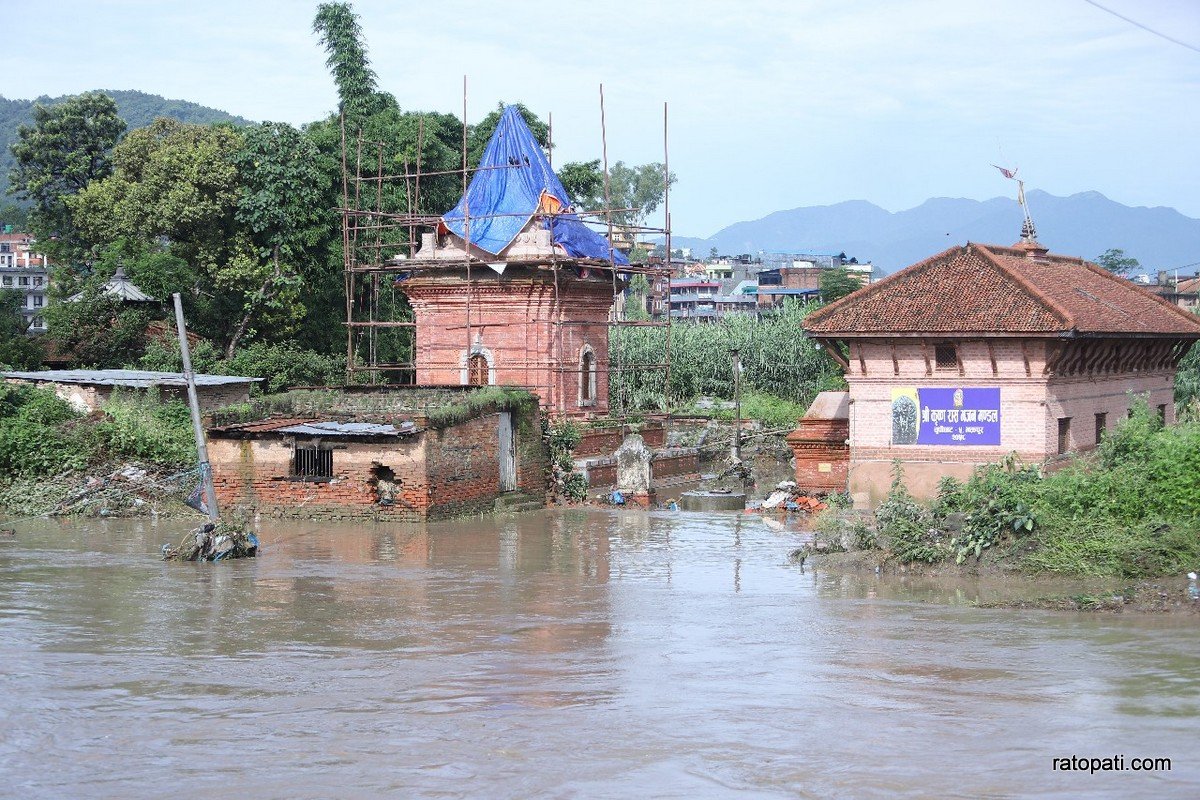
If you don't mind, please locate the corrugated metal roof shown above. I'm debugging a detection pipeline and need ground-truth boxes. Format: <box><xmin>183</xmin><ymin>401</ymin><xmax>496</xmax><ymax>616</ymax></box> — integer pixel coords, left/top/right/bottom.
<box><xmin>277</xmin><ymin>421</ymin><xmax>417</xmax><ymax>437</ymax></box>
<box><xmin>1</xmin><ymin>369</ymin><xmax>261</xmax><ymax>388</ymax></box>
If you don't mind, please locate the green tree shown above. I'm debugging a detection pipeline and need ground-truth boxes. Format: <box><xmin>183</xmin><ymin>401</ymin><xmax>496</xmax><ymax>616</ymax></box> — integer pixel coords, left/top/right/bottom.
<box><xmin>69</xmin><ymin>118</ymin><xmax>244</xmax><ymax>272</ymax></box>
<box><xmin>820</xmin><ymin>267</ymin><xmax>861</xmax><ymax>302</ymax></box>
<box><xmin>7</xmin><ymin>91</ymin><xmax>126</xmax><ymax>260</ymax></box>
<box><xmin>0</xmin><ymin>202</ymin><xmax>30</xmax><ymax>231</ymax></box>
<box><xmin>1095</xmin><ymin>248</ymin><xmax>1140</xmax><ymax>277</ymax></box>
<box><xmin>313</xmin><ymin>2</ymin><xmax>384</xmax><ymax>121</ymax></box>
<box><xmin>0</xmin><ymin>290</ymin><xmax>41</xmax><ymax>369</ymax></box>
<box><xmin>557</xmin><ymin>159</ymin><xmax>676</xmax><ymax>229</ymax></box>
<box><xmin>557</xmin><ymin>159</ymin><xmax>605</xmax><ymax>210</ymax></box>
<box><xmin>224</xmin><ymin>122</ymin><xmax>328</xmax><ymax>356</ymax></box>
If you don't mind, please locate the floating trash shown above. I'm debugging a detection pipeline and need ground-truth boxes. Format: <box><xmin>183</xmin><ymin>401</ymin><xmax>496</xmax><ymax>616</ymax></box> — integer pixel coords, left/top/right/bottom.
<box><xmin>163</xmin><ymin>521</ymin><xmax>258</xmax><ymax>562</ymax></box>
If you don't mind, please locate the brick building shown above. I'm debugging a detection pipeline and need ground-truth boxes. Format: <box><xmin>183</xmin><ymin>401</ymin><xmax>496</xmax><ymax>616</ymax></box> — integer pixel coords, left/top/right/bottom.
<box><xmin>207</xmin><ymin>403</ymin><xmax>546</xmax><ymax>521</ymax></box>
<box><xmin>398</xmin><ymin>107</ymin><xmax>626</xmax><ymax>418</ymax></box>
<box><xmin>803</xmin><ymin>240</ymin><xmax>1200</xmax><ymax>504</ymax></box>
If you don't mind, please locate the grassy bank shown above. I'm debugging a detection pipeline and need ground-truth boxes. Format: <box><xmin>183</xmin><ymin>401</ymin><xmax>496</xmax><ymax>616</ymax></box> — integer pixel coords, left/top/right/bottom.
<box><xmin>814</xmin><ymin>400</ymin><xmax>1200</xmax><ymax>579</ymax></box>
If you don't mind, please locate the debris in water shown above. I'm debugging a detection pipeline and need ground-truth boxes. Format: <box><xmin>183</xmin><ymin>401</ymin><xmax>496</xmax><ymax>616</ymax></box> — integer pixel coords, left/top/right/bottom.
<box><xmin>162</xmin><ymin>521</ymin><xmax>258</xmax><ymax>562</ymax></box>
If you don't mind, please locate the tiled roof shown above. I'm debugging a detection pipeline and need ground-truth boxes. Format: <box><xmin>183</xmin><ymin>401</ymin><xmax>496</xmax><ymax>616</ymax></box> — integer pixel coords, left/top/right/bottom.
<box><xmin>1177</xmin><ymin>276</ymin><xmax>1200</xmax><ymax>295</ymax></box>
<box><xmin>803</xmin><ymin>242</ymin><xmax>1200</xmax><ymax>338</ymax></box>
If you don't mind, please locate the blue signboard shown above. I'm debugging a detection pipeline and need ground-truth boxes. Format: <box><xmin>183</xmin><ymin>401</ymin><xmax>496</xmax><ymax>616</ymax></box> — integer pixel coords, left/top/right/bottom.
<box><xmin>891</xmin><ymin>387</ymin><xmax>1001</xmax><ymax>446</ymax></box>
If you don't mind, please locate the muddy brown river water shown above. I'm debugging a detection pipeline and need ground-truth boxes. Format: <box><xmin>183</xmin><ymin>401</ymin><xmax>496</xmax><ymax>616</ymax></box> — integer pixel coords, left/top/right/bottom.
<box><xmin>1</xmin><ymin>509</ymin><xmax>1197</xmax><ymax>798</ymax></box>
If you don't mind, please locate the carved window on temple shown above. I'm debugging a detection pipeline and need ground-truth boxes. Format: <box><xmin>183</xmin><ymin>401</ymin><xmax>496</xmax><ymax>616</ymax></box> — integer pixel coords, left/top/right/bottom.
<box><xmin>468</xmin><ymin>353</ymin><xmax>489</xmax><ymax>386</ymax></box>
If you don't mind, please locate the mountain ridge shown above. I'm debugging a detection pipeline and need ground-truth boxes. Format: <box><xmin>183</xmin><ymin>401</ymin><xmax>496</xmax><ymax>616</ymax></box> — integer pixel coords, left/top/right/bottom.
<box><xmin>2</xmin><ymin>89</ymin><xmax>254</xmax><ymax>203</ymax></box>
<box><xmin>672</xmin><ymin>190</ymin><xmax>1200</xmax><ymax>274</ymax></box>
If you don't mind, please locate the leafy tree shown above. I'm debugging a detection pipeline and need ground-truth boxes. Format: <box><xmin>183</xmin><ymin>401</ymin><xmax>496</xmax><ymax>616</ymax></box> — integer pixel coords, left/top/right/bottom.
<box><xmin>7</xmin><ymin>91</ymin><xmax>126</xmax><ymax>260</ymax></box>
<box><xmin>1095</xmin><ymin>248</ymin><xmax>1140</xmax><ymax>277</ymax></box>
<box><xmin>0</xmin><ymin>289</ymin><xmax>41</xmax><ymax>369</ymax></box>
<box><xmin>820</xmin><ymin>267</ymin><xmax>861</xmax><ymax>302</ymax></box>
<box><xmin>224</xmin><ymin>122</ymin><xmax>328</xmax><ymax>356</ymax></box>
<box><xmin>0</xmin><ymin>202</ymin><xmax>29</xmax><ymax>231</ymax></box>
<box><xmin>558</xmin><ymin>159</ymin><xmax>605</xmax><ymax>210</ymax></box>
<box><xmin>69</xmin><ymin>118</ymin><xmax>244</xmax><ymax>271</ymax></box>
<box><xmin>557</xmin><ymin>159</ymin><xmax>676</xmax><ymax>229</ymax></box>
<box><xmin>313</xmin><ymin>2</ymin><xmax>384</xmax><ymax>121</ymax></box>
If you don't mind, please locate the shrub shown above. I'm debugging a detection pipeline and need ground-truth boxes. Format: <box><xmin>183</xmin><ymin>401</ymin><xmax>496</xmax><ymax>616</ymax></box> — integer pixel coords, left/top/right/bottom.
<box><xmin>223</xmin><ymin>342</ymin><xmax>346</xmax><ymax>393</ymax></box>
<box><xmin>90</xmin><ymin>390</ymin><xmax>196</xmax><ymax>467</ymax></box>
<box><xmin>875</xmin><ymin>462</ymin><xmax>945</xmax><ymax>563</ymax></box>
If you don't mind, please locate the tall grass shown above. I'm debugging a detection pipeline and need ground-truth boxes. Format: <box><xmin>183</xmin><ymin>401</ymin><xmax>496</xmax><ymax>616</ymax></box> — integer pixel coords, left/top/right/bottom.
<box><xmin>610</xmin><ymin>299</ymin><xmax>844</xmax><ymax>413</ymax></box>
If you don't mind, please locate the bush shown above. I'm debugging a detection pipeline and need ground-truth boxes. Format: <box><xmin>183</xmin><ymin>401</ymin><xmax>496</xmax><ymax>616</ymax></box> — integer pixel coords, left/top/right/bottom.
<box><xmin>0</xmin><ymin>387</ymin><xmax>88</xmax><ymax>478</ymax></box>
<box><xmin>875</xmin><ymin>463</ymin><xmax>945</xmax><ymax>563</ymax></box>
<box><xmin>90</xmin><ymin>390</ymin><xmax>196</xmax><ymax>467</ymax></box>
<box><xmin>223</xmin><ymin>342</ymin><xmax>346</xmax><ymax>393</ymax></box>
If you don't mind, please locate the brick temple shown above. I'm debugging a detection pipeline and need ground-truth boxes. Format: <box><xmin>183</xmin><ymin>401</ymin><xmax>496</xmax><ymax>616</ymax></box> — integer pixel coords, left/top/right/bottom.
<box><xmin>400</xmin><ymin>106</ymin><xmax>627</xmax><ymax>417</ymax></box>
<box><xmin>802</xmin><ymin>238</ymin><xmax>1200</xmax><ymax>504</ymax></box>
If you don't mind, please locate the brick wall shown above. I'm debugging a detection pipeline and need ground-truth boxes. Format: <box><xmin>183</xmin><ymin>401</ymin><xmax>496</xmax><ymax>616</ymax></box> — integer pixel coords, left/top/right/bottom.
<box><xmin>581</xmin><ymin>447</ymin><xmax>699</xmax><ymax>488</ymax></box>
<box><xmin>575</xmin><ymin>422</ymin><xmax>666</xmax><ymax>457</ymax></box>
<box><xmin>844</xmin><ymin>337</ymin><xmax>1181</xmax><ymax>504</ymax></box>
<box><xmin>404</xmin><ymin>267</ymin><xmax>616</xmax><ymax>415</ymax></box>
<box><xmin>209</xmin><ymin>437</ymin><xmax>429</xmax><ymax>520</ymax></box>
<box><xmin>210</xmin><ymin>405</ymin><xmax>549</xmax><ymax>520</ymax></box>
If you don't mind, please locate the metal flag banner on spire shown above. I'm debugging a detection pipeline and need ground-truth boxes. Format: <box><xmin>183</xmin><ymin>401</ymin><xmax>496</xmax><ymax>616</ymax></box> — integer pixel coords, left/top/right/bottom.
<box><xmin>993</xmin><ymin>164</ymin><xmax>1038</xmax><ymax>243</ymax></box>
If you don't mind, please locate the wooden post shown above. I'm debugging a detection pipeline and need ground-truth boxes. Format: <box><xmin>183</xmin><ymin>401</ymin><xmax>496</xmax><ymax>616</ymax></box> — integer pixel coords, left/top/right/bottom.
<box><xmin>172</xmin><ymin>293</ymin><xmax>219</xmax><ymax>523</ymax></box>
<box><xmin>731</xmin><ymin>348</ymin><xmax>742</xmax><ymax>461</ymax></box>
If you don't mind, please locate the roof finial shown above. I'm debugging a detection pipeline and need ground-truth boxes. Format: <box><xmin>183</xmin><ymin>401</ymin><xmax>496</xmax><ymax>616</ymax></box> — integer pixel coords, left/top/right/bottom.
<box><xmin>993</xmin><ymin>165</ymin><xmax>1039</xmax><ymax>245</ymax></box>
<box><xmin>1016</xmin><ymin>178</ymin><xmax>1038</xmax><ymax>244</ymax></box>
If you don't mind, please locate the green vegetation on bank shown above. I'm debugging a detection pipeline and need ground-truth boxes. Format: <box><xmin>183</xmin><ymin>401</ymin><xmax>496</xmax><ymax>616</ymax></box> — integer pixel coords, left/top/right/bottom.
<box><xmin>822</xmin><ymin>399</ymin><xmax>1200</xmax><ymax>578</ymax></box>
<box><xmin>0</xmin><ymin>384</ymin><xmax>195</xmax><ymax>481</ymax></box>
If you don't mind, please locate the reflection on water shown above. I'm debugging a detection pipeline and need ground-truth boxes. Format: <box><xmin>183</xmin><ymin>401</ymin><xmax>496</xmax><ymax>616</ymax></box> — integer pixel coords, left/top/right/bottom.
<box><xmin>1</xmin><ymin>510</ymin><xmax>1197</xmax><ymax>798</ymax></box>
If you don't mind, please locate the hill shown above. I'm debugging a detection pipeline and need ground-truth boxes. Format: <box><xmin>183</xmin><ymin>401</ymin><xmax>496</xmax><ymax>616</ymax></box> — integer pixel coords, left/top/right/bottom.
<box><xmin>677</xmin><ymin>191</ymin><xmax>1200</xmax><ymax>274</ymax></box>
<box><xmin>1</xmin><ymin>90</ymin><xmax>254</xmax><ymax>202</ymax></box>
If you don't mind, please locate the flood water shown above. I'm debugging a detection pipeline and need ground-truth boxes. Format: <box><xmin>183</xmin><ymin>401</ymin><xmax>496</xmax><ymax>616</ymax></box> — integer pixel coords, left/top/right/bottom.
<box><xmin>1</xmin><ymin>510</ymin><xmax>1197</xmax><ymax>798</ymax></box>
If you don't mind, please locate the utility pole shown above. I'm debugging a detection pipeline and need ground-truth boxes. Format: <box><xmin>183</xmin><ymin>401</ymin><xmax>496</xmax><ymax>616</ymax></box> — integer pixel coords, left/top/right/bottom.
<box><xmin>173</xmin><ymin>293</ymin><xmax>219</xmax><ymax>523</ymax></box>
<box><xmin>731</xmin><ymin>348</ymin><xmax>742</xmax><ymax>462</ymax></box>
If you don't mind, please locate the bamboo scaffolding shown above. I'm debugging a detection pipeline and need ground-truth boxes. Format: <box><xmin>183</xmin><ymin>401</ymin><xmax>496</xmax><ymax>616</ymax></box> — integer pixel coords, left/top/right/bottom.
<box><xmin>338</xmin><ymin>84</ymin><xmax>673</xmax><ymax>412</ymax></box>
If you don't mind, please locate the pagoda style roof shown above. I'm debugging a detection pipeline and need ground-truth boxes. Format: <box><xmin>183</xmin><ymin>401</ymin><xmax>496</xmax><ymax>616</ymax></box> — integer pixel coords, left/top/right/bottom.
<box><xmin>803</xmin><ymin>242</ymin><xmax>1200</xmax><ymax>339</ymax></box>
<box><xmin>67</xmin><ymin>266</ymin><xmax>156</xmax><ymax>303</ymax></box>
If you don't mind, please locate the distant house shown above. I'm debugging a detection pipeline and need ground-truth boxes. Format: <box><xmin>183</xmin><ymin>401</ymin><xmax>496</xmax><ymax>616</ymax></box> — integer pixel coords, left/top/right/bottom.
<box><xmin>1</xmin><ymin>369</ymin><xmax>260</xmax><ymax>413</ymax></box>
<box><xmin>0</xmin><ymin>233</ymin><xmax>50</xmax><ymax>333</ymax></box>
<box><xmin>803</xmin><ymin>240</ymin><xmax>1200</xmax><ymax>505</ymax></box>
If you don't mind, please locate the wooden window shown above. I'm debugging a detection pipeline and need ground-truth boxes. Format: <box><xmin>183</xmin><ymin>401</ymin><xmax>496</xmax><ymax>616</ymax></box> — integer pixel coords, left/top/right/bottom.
<box><xmin>293</xmin><ymin>446</ymin><xmax>332</xmax><ymax>479</ymax></box>
<box><xmin>1057</xmin><ymin>417</ymin><xmax>1071</xmax><ymax>455</ymax></box>
<box><xmin>1094</xmin><ymin>412</ymin><xmax>1107</xmax><ymax>445</ymax></box>
<box><xmin>580</xmin><ymin>350</ymin><xmax>595</xmax><ymax>402</ymax></box>
<box><xmin>468</xmin><ymin>353</ymin><xmax>488</xmax><ymax>386</ymax></box>
<box><xmin>934</xmin><ymin>343</ymin><xmax>958</xmax><ymax>370</ymax></box>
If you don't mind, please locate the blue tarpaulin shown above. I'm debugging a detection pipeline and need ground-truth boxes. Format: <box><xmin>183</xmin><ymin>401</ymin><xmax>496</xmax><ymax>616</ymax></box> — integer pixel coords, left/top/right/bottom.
<box><xmin>442</xmin><ymin>106</ymin><xmax>628</xmax><ymax>265</ymax></box>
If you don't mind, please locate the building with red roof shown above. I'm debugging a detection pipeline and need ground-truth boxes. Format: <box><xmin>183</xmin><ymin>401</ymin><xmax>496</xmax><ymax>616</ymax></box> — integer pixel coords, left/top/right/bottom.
<box><xmin>802</xmin><ymin>239</ymin><xmax>1200</xmax><ymax>504</ymax></box>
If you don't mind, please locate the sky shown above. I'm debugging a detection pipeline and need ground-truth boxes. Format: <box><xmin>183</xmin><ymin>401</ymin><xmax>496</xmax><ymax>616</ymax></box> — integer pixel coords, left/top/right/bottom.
<box><xmin>4</xmin><ymin>0</ymin><xmax>1198</xmax><ymax>238</ymax></box>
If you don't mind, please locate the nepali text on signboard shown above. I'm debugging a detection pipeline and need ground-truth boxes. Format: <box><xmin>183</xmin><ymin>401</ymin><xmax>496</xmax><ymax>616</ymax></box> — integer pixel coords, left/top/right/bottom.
<box><xmin>890</xmin><ymin>387</ymin><xmax>1001</xmax><ymax>446</ymax></box>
